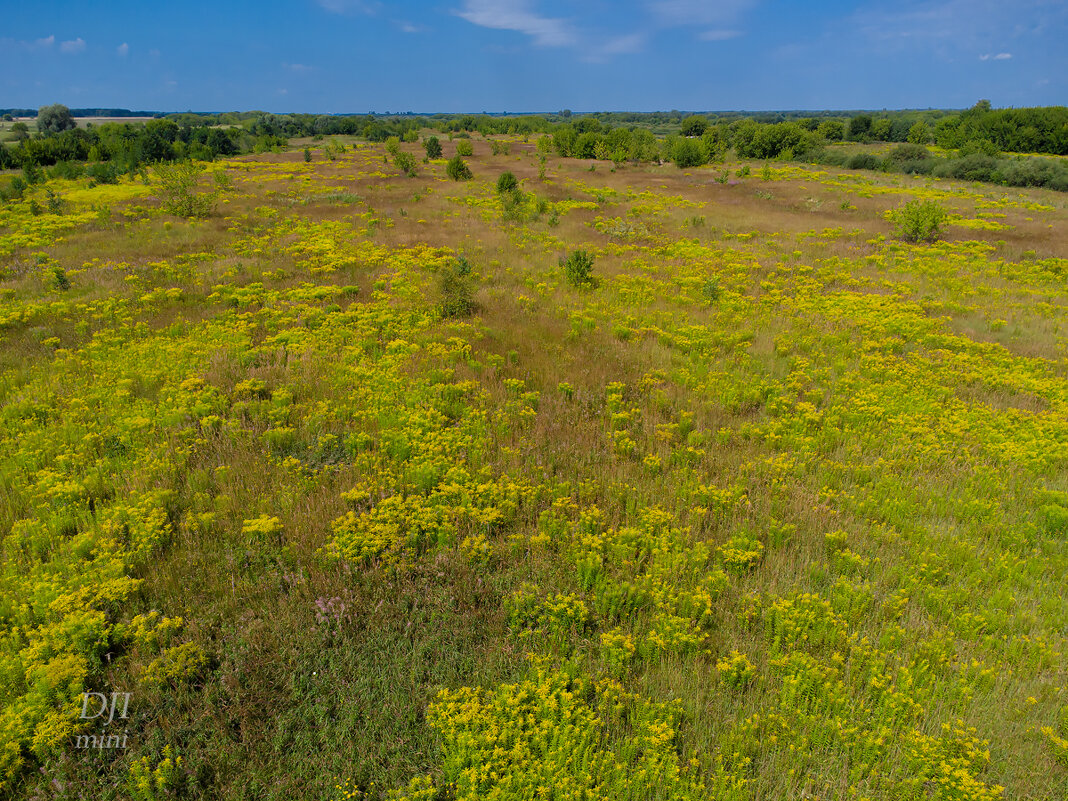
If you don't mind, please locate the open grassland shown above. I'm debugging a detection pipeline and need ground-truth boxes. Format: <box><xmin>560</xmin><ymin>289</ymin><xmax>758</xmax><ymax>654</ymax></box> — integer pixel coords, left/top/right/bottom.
<box><xmin>1</xmin><ymin>134</ymin><xmax>1067</xmax><ymax>800</ymax></box>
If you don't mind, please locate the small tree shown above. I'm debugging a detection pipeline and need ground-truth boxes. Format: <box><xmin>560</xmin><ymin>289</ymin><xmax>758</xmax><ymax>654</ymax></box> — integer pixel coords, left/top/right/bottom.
<box><xmin>891</xmin><ymin>200</ymin><xmax>946</xmax><ymax>243</ymax></box>
<box><xmin>154</xmin><ymin>161</ymin><xmax>216</xmax><ymax>218</ymax></box>
<box><xmin>446</xmin><ymin>155</ymin><xmax>472</xmax><ymax>181</ymax></box>
<box><xmin>37</xmin><ymin>104</ymin><xmax>75</xmax><ymax>135</ymax></box>
<box><xmin>680</xmin><ymin>115</ymin><xmax>708</xmax><ymax>137</ymax></box>
<box><xmin>496</xmin><ymin>171</ymin><xmax>518</xmax><ymax>194</ymax></box>
<box><xmin>394</xmin><ymin>151</ymin><xmax>417</xmax><ymax>177</ymax></box>
<box><xmin>455</xmin><ymin>139</ymin><xmax>473</xmax><ymax>157</ymax></box>
<box><xmin>561</xmin><ymin>250</ymin><xmax>595</xmax><ymax>287</ymax></box>
<box><xmin>907</xmin><ymin>120</ymin><xmax>931</xmax><ymax>145</ymax></box>
<box><xmin>438</xmin><ymin>262</ymin><xmax>475</xmax><ymax>318</ymax></box>
<box><xmin>816</xmin><ymin>120</ymin><xmax>844</xmax><ymax>141</ymax></box>
<box><xmin>672</xmin><ymin>138</ymin><xmax>706</xmax><ymax>168</ymax></box>
<box><xmin>423</xmin><ymin>136</ymin><xmax>442</xmax><ymax>159</ymax></box>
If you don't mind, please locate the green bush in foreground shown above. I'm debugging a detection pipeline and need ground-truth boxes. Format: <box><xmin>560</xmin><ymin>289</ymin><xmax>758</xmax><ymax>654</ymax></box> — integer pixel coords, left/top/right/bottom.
<box><xmin>154</xmin><ymin>161</ymin><xmax>216</xmax><ymax>218</ymax></box>
<box><xmin>438</xmin><ymin>261</ymin><xmax>475</xmax><ymax>318</ymax></box>
<box><xmin>446</xmin><ymin>155</ymin><xmax>472</xmax><ymax>181</ymax></box>
<box><xmin>561</xmin><ymin>249</ymin><xmax>595</xmax><ymax>287</ymax></box>
<box><xmin>891</xmin><ymin>199</ymin><xmax>947</xmax><ymax>243</ymax></box>
<box><xmin>496</xmin><ymin>171</ymin><xmax>518</xmax><ymax>194</ymax></box>
<box><xmin>394</xmin><ymin>151</ymin><xmax>417</xmax><ymax>177</ymax></box>
<box><xmin>423</xmin><ymin>136</ymin><xmax>442</xmax><ymax>159</ymax></box>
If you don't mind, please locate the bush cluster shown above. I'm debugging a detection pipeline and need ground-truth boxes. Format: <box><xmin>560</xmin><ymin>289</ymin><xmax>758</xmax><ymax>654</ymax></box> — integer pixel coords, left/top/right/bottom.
<box><xmin>891</xmin><ymin>200</ymin><xmax>947</xmax><ymax>243</ymax></box>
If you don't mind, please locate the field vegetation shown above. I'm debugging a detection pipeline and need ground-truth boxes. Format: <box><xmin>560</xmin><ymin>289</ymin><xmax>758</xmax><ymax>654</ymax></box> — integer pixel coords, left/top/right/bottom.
<box><xmin>0</xmin><ymin>123</ymin><xmax>1066</xmax><ymax>800</ymax></box>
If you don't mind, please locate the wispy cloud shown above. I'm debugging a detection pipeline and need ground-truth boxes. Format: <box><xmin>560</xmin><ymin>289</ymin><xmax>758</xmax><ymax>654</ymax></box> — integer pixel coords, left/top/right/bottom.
<box><xmin>316</xmin><ymin>0</ymin><xmax>381</xmax><ymax>14</ymax></box>
<box><xmin>283</xmin><ymin>62</ymin><xmax>314</xmax><ymax>73</ymax></box>
<box><xmin>116</xmin><ymin>42</ymin><xmax>129</xmax><ymax>57</ymax></box>
<box><xmin>455</xmin><ymin>0</ymin><xmax>576</xmax><ymax>47</ymax></box>
<box><xmin>59</xmin><ymin>37</ymin><xmax>86</xmax><ymax>54</ymax></box>
<box><xmin>979</xmin><ymin>52</ymin><xmax>1012</xmax><ymax>60</ymax></box>
<box><xmin>648</xmin><ymin>0</ymin><xmax>756</xmax><ymax>27</ymax></box>
<box><xmin>699</xmin><ymin>29</ymin><xmax>741</xmax><ymax>41</ymax></box>
<box><xmin>583</xmin><ymin>32</ymin><xmax>647</xmax><ymax>63</ymax></box>
<box><xmin>646</xmin><ymin>1</ymin><xmax>755</xmax><ymax>43</ymax></box>
<box><xmin>1</xmin><ymin>34</ymin><xmax>55</xmax><ymax>52</ymax></box>
<box><xmin>849</xmin><ymin>0</ymin><xmax>1066</xmax><ymax>49</ymax></box>
<box><xmin>453</xmin><ymin>0</ymin><xmax>750</xmax><ymax>60</ymax></box>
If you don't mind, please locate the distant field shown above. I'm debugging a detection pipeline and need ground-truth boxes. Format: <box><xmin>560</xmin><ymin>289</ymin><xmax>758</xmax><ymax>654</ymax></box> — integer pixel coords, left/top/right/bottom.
<box><xmin>0</xmin><ymin>135</ymin><xmax>1066</xmax><ymax>800</ymax></box>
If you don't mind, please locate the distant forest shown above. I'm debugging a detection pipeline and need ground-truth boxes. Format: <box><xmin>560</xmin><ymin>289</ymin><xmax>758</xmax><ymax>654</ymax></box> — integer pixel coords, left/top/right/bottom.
<box><xmin>2</xmin><ymin>101</ymin><xmax>1067</xmax><ymax>193</ymax></box>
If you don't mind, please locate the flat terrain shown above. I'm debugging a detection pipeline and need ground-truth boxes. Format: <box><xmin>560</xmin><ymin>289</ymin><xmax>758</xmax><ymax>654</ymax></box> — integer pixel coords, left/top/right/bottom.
<box><xmin>1</xmin><ymin>136</ymin><xmax>1066</xmax><ymax>800</ymax></box>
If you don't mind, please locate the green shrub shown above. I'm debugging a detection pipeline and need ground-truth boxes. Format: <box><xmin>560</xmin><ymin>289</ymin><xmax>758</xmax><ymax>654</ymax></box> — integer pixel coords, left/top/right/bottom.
<box><xmin>394</xmin><ymin>151</ymin><xmax>417</xmax><ymax>177</ymax></box>
<box><xmin>437</xmin><ymin>260</ymin><xmax>476</xmax><ymax>319</ymax></box>
<box><xmin>701</xmin><ymin>276</ymin><xmax>721</xmax><ymax>304</ymax></box>
<box><xmin>891</xmin><ymin>199</ymin><xmax>947</xmax><ymax>243</ymax></box>
<box><xmin>423</xmin><ymin>136</ymin><xmax>442</xmax><ymax>159</ymax></box>
<box><xmin>22</xmin><ymin>162</ymin><xmax>44</xmax><ymax>185</ymax></box>
<box><xmin>898</xmin><ymin>159</ymin><xmax>935</xmax><ymax>175</ymax></box>
<box><xmin>561</xmin><ymin>250</ymin><xmax>595</xmax><ymax>287</ymax></box>
<box><xmin>154</xmin><ymin>161</ymin><xmax>216</xmax><ymax>218</ymax></box>
<box><xmin>445</xmin><ymin>155</ymin><xmax>472</xmax><ymax>181</ymax></box>
<box><xmin>846</xmin><ymin>153</ymin><xmax>882</xmax><ymax>171</ymax></box>
<box><xmin>48</xmin><ymin>160</ymin><xmax>84</xmax><ymax>180</ymax></box>
<box><xmin>45</xmin><ymin>189</ymin><xmax>64</xmax><ymax>214</ymax></box>
<box><xmin>455</xmin><ymin>139</ymin><xmax>473</xmax><ymax>157</ymax></box>
<box><xmin>86</xmin><ymin>162</ymin><xmax>119</xmax><ymax>185</ymax></box>
<box><xmin>672</xmin><ymin>138</ymin><xmax>707</xmax><ymax>168</ymax></box>
<box><xmin>47</xmin><ymin>265</ymin><xmax>71</xmax><ymax>291</ymax></box>
<box><xmin>496</xmin><ymin>171</ymin><xmax>519</xmax><ymax>194</ymax></box>
<box><xmin>888</xmin><ymin>143</ymin><xmax>930</xmax><ymax>163</ymax></box>
<box><xmin>935</xmin><ymin>153</ymin><xmax>998</xmax><ymax>182</ymax></box>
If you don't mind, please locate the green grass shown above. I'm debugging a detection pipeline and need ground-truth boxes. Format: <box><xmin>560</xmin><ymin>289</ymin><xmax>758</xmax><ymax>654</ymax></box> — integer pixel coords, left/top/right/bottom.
<box><xmin>0</xmin><ymin>136</ymin><xmax>1066</xmax><ymax>800</ymax></box>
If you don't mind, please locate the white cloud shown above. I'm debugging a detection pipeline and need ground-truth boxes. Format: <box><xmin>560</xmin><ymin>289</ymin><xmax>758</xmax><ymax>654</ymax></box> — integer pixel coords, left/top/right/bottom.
<box><xmin>116</xmin><ymin>42</ymin><xmax>129</xmax><ymax>56</ymax></box>
<box><xmin>849</xmin><ymin>0</ymin><xmax>1065</xmax><ymax>50</ymax></box>
<box><xmin>455</xmin><ymin>0</ymin><xmax>576</xmax><ymax>47</ymax></box>
<box><xmin>583</xmin><ymin>32</ymin><xmax>647</xmax><ymax>62</ymax></box>
<box><xmin>316</xmin><ymin>0</ymin><xmax>381</xmax><ymax>14</ymax></box>
<box><xmin>0</xmin><ymin>34</ymin><xmax>54</xmax><ymax>52</ymax></box>
<box><xmin>979</xmin><ymin>51</ymin><xmax>1013</xmax><ymax>60</ymax></box>
<box><xmin>283</xmin><ymin>62</ymin><xmax>314</xmax><ymax>73</ymax></box>
<box><xmin>699</xmin><ymin>29</ymin><xmax>741</xmax><ymax>41</ymax></box>
<box><xmin>648</xmin><ymin>0</ymin><xmax>756</xmax><ymax>27</ymax></box>
<box><xmin>59</xmin><ymin>37</ymin><xmax>86</xmax><ymax>54</ymax></box>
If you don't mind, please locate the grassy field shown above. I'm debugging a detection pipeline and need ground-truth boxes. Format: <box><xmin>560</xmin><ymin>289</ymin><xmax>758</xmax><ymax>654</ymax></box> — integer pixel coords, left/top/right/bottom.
<box><xmin>0</xmin><ymin>134</ymin><xmax>1066</xmax><ymax>800</ymax></box>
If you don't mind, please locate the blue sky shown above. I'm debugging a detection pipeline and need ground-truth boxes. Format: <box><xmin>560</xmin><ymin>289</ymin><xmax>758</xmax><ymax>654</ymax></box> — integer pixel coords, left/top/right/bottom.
<box><xmin>2</xmin><ymin>0</ymin><xmax>1064</xmax><ymax>112</ymax></box>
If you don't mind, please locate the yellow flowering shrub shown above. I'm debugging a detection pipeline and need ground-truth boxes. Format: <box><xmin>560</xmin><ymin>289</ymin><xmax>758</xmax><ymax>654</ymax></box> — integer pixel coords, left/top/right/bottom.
<box><xmin>388</xmin><ymin>666</ymin><xmax>709</xmax><ymax>800</ymax></box>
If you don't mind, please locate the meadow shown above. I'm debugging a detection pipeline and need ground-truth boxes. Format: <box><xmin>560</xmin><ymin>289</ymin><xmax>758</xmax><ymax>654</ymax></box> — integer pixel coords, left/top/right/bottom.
<box><xmin>0</xmin><ymin>131</ymin><xmax>1066</xmax><ymax>800</ymax></box>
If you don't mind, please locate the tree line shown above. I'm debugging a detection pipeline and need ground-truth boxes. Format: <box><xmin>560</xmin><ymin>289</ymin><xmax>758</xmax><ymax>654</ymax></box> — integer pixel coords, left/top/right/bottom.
<box><xmin>3</xmin><ymin>102</ymin><xmax>1066</xmax><ymax>193</ymax></box>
